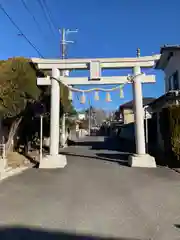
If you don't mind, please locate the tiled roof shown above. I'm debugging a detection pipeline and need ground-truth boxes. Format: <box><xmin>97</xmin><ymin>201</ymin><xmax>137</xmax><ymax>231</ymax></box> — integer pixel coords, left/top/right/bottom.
<box><xmin>120</xmin><ymin>97</ymin><xmax>156</xmax><ymax>110</ymax></box>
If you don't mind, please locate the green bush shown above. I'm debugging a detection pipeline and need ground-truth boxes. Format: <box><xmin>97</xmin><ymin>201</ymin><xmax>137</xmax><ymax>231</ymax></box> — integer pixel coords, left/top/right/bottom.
<box><xmin>159</xmin><ymin>105</ymin><xmax>180</xmax><ymax>161</ymax></box>
<box><xmin>169</xmin><ymin>105</ymin><xmax>180</xmax><ymax>160</ymax></box>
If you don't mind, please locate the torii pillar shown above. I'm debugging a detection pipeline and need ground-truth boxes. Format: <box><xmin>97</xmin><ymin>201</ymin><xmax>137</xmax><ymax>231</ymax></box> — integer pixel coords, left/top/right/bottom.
<box><xmin>128</xmin><ymin>65</ymin><xmax>156</xmax><ymax>167</ymax></box>
<box><xmin>39</xmin><ymin>68</ymin><xmax>67</xmax><ymax>168</ymax></box>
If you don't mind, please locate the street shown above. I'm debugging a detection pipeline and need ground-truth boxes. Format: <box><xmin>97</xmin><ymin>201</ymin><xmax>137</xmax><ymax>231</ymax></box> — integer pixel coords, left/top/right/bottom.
<box><xmin>0</xmin><ymin>136</ymin><xmax>179</xmax><ymax>239</ymax></box>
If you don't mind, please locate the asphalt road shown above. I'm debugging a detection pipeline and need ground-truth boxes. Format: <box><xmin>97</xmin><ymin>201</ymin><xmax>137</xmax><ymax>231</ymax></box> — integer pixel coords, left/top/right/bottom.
<box><xmin>0</xmin><ymin>136</ymin><xmax>179</xmax><ymax>240</ymax></box>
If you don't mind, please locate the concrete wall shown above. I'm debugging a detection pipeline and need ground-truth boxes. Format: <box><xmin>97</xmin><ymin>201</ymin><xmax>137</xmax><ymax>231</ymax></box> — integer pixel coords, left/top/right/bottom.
<box><xmin>119</xmin><ymin>123</ymin><xmax>135</xmax><ymax>141</ymax></box>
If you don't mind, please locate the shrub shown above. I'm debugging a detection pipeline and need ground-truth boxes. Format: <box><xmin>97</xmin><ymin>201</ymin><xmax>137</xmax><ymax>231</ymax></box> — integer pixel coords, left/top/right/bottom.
<box><xmin>159</xmin><ymin>105</ymin><xmax>180</xmax><ymax>162</ymax></box>
<box><xmin>169</xmin><ymin>105</ymin><xmax>180</xmax><ymax>160</ymax></box>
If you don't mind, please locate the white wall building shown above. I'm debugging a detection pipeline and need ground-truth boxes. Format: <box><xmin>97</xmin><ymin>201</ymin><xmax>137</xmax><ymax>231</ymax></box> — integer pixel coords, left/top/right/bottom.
<box><xmin>156</xmin><ymin>45</ymin><xmax>180</xmax><ymax>93</ymax></box>
<box><xmin>77</xmin><ymin>113</ymin><xmax>86</xmax><ymax>120</ymax></box>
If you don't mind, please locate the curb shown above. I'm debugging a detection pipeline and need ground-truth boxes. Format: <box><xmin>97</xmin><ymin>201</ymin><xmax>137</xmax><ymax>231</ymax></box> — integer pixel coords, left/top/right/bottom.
<box><xmin>172</xmin><ymin>168</ymin><xmax>180</xmax><ymax>174</ymax></box>
<box><xmin>0</xmin><ymin>166</ymin><xmax>29</xmax><ymax>181</ymax></box>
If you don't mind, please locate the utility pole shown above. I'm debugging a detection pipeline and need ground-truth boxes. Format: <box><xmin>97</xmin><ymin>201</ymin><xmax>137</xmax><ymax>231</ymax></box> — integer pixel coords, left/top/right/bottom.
<box><xmin>60</xmin><ymin>28</ymin><xmax>78</xmax><ymax>147</ymax></box>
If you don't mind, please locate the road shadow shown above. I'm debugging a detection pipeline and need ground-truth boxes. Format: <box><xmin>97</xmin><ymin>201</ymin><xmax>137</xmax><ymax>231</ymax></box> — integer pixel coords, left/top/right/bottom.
<box><xmin>0</xmin><ymin>226</ymin><xmax>143</xmax><ymax>240</ymax></box>
<box><xmin>96</xmin><ymin>153</ymin><xmax>130</xmax><ymax>161</ymax></box>
<box><xmin>61</xmin><ymin>152</ymin><xmax>129</xmax><ymax>167</ymax></box>
<box><xmin>67</xmin><ymin>139</ymin><xmax>104</xmax><ymax>149</ymax></box>
<box><xmin>96</xmin><ymin>152</ymin><xmax>129</xmax><ymax>166</ymax></box>
<box><xmin>67</xmin><ymin>137</ymin><xmax>135</xmax><ymax>153</ymax></box>
<box><xmin>174</xmin><ymin>224</ymin><xmax>180</xmax><ymax>229</ymax></box>
<box><xmin>100</xmin><ymin>137</ymin><xmax>136</xmax><ymax>152</ymax></box>
<box><xmin>65</xmin><ymin>136</ymin><xmax>134</xmax><ymax>167</ymax></box>
<box><xmin>68</xmin><ymin>136</ymin><xmax>172</xmax><ymax>168</ymax></box>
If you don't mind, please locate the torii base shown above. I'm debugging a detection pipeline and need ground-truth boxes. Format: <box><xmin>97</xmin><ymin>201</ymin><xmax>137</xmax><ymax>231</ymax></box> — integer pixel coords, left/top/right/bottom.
<box><xmin>128</xmin><ymin>154</ymin><xmax>156</xmax><ymax>168</ymax></box>
<box><xmin>39</xmin><ymin>154</ymin><xmax>67</xmax><ymax>169</ymax></box>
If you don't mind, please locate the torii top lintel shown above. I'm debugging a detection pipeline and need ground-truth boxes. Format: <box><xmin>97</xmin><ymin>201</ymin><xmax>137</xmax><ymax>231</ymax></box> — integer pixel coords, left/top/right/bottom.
<box><xmin>31</xmin><ymin>55</ymin><xmax>161</xmax><ymax>70</ymax></box>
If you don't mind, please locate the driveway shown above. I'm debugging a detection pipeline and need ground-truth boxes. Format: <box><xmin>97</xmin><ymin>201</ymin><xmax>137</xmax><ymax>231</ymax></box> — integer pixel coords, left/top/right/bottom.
<box><xmin>0</xmin><ymin>137</ymin><xmax>179</xmax><ymax>239</ymax></box>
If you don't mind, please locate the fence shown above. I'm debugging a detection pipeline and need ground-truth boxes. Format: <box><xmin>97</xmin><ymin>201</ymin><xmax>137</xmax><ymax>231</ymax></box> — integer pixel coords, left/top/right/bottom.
<box><xmin>0</xmin><ymin>143</ymin><xmax>7</xmax><ymax>171</ymax></box>
<box><xmin>0</xmin><ymin>144</ymin><xmax>6</xmax><ymax>159</ymax></box>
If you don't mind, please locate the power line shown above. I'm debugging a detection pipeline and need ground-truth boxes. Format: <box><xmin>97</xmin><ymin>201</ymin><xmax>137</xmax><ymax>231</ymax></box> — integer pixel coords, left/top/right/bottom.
<box><xmin>0</xmin><ymin>3</ymin><xmax>44</xmax><ymax>58</ymax></box>
<box><xmin>21</xmin><ymin>0</ymin><xmax>45</xmax><ymax>39</ymax></box>
<box><xmin>37</xmin><ymin>0</ymin><xmax>56</xmax><ymax>37</ymax></box>
<box><xmin>42</xmin><ymin>0</ymin><xmax>58</xmax><ymax>32</ymax></box>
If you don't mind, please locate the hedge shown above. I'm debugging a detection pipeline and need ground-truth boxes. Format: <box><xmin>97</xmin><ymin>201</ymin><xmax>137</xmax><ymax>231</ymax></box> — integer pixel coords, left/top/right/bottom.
<box><xmin>159</xmin><ymin>105</ymin><xmax>180</xmax><ymax>162</ymax></box>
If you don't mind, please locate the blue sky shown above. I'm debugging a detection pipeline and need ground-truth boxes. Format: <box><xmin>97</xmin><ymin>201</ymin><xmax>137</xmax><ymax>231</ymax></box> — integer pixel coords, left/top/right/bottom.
<box><xmin>0</xmin><ymin>0</ymin><xmax>179</xmax><ymax>111</ymax></box>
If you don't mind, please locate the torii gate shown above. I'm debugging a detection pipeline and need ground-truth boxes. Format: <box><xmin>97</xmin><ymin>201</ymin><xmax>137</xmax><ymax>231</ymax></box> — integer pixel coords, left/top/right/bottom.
<box><xmin>32</xmin><ymin>53</ymin><xmax>160</xmax><ymax>168</ymax></box>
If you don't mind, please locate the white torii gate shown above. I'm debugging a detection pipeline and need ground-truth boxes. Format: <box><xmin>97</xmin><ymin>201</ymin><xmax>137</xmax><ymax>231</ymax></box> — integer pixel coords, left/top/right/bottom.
<box><xmin>32</xmin><ymin>54</ymin><xmax>160</xmax><ymax>168</ymax></box>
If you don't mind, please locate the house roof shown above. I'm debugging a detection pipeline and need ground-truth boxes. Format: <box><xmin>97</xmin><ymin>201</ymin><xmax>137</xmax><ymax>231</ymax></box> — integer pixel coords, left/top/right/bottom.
<box><xmin>120</xmin><ymin>97</ymin><xmax>156</xmax><ymax>110</ymax></box>
<box><xmin>148</xmin><ymin>91</ymin><xmax>180</xmax><ymax>110</ymax></box>
<box><xmin>155</xmin><ymin>44</ymin><xmax>180</xmax><ymax>70</ymax></box>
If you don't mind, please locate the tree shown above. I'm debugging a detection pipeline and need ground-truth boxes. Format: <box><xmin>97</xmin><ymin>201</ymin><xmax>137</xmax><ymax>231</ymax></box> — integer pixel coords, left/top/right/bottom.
<box><xmin>0</xmin><ymin>58</ymin><xmax>77</xmax><ymax>153</ymax></box>
<box><xmin>41</xmin><ymin>69</ymin><xmax>76</xmax><ymax>117</ymax></box>
<box><xmin>40</xmin><ymin>82</ymin><xmax>76</xmax><ymax>117</ymax></box>
<box><xmin>0</xmin><ymin>57</ymin><xmax>41</xmax><ymax>152</ymax></box>
<box><xmin>0</xmin><ymin>57</ymin><xmax>40</xmax><ymax>117</ymax></box>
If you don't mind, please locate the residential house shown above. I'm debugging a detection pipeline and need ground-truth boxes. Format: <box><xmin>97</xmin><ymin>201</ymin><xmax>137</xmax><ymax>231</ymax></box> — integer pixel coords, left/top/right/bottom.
<box><xmin>156</xmin><ymin>45</ymin><xmax>180</xmax><ymax>93</ymax></box>
<box><xmin>77</xmin><ymin>112</ymin><xmax>86</xmax><ymax>120</ymax></box>
<box><xmin>119</xmin><ymin>98</ymin><xmax>155</xmax><ymax>124</ymax></box>
<box><xmin>149</xmin><ymin>45</ymin><xmax>180</xmax><ymax>151</ymax></box>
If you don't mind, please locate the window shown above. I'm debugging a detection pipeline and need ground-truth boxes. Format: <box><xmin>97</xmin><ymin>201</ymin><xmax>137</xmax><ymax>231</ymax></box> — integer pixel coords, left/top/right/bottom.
<box><xmin>168</xmin><ymin>71</ymin><xmax>179</xmax><ymax>91</ymax></box>
<box><xmin>173</xmin><ymin>71</ymin><xmax>179</xmax><ymax>90</ymax></box>
<box><xmin>168</xmin><ymin>76</ymin><xmax>173</xmax><ymax>91</ymax></box>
